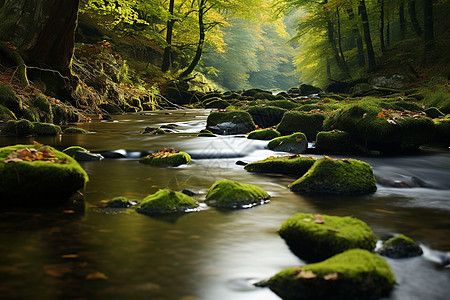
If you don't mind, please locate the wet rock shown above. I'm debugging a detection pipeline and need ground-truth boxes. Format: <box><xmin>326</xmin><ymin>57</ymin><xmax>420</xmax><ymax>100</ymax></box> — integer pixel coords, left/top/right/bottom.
<box><xmin>142</xmin><ymin>127</ymin><xmax>165</xmax><ymax>135</ymax></box>
<box><xmin>206</xmin><ymin>111</ymin><xmax>256</xmax><ymax>135</ymax></box>
<box><xmin>181</xmin><ymin>189</ymin><xmax>196</xmax><ymax>197</ymax></box>
<box><xmin>62</xmin><ymin>146</ymin><xmax>89</xmax><ymax>157</ymax></box>
<box><xmin>278</xmin><ymin>213</ymin><xmax>376</xmax><ymax>262</ymax></box>
<box><xmin>268</xmin><ymin>132</ymin><xmax>308</xmax><ymax>154</ymax></box>
<box><xmin>277</xmin><ymin>111</ymin><xmax>325</xmax><ymax>141</ymax></box>
<box><xmin>73</xmin><ymin>151</ymin><xmax>104</xmax><ymax>161</ymax></box>
<box><xmin>205</xmin><ymin>180</ymin><xmax>270</xmax><ymax>209</ymax></box>
<box><xmin>433</xmin><ymin>119</ymin><xmax>450</xmax><ymax>145</ymax></box>
<box><xmin>289</xmin><ymin>157</ymin><xmax>377</xmax><ymax>195</ymax></box>
<box><xmin>247</xmin><ymin>129</ymin><xmax>281</xmax><ymax>140</ymax></box>
<box><xmin>136</xmin><ymin>189</ymin><xmax>199</xmax><ymax>214</ymax></box>
<box><xmin>244</xmin><ymin>155</ymin><xmax>315</xmax><ymax>176</ymax></box>
<box><xmin>33</xmin><ymin>122</ymin><xmax>62</xmax><ymax>136</ymax></box>
<box><xmin>299</xmin><ymin>84</ymin><xmax>322</xmax><ymax>96</ymax></box>
<box><xmin>139</xmin><ymin>149</ymin><xmax>191</xmax><ymax>167</ymax></box>
<box><xmin>369</xmin><ymin>74</ymin><xmax>411</xmax><ymax>89</ymax></box>
<box><xmin>268</xmin><ymin>249</ymin><xmax>395</xmax><ymax>300</ymax></box>
<box><xmin>105</xmin><ymin>196</ymin><xmax>135</xmax><ymax>208</ymax></box>
<box><xmin>378</xmin><ymin>235</ymin><xmax>423</xmax><ymax>258</ymax></box>
<box><xmin>246</xmin><ymin>106</ymin><xmax>287</xmax><ymax>128</ymax></box>
<box><xmin>0</xmin><ymin>144</ymin><xmax>88</xmax><ymax>206</ymax></box>
<box><xmin>315</xmin><ymin>130</ymin><xmax>355</xmax><ymax>154</ymax></box>
<box><xmin>198</xmin><ymin>129</ymin><xmax>216</xmax><ymax>137</ymax></box>
<box><xmin>63</xmin><ymin>127</ymin><xmax>90</xmax><ymax>134</ymax></box>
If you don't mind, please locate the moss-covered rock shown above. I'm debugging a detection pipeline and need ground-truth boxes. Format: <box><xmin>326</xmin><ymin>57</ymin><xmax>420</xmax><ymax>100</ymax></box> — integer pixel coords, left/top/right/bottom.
<box><xmin>0</xmin><ymin>144</ymin><xmax>88</xmax><ymax>206</ymax></box>
<box><xmin>278</xmin><ymin>213</ymin><xmax>377</xmax><ymax>262</ymax></box>
<box><xmin>33</xmin><ymin>122</ymin><xmax>61</xmax><ymax>136</ymax></box>
<box><xmin>0</xmin><ymin>84</ymin><xmax>22</xmax><ymax>115</ymax></box>
<box><xmin>206</xmin><ymin>110</ymin><xmax>256</xmax><ymax>135</ymax></box>
<box><xmin>324</xmin><ymin>104</ymin><xmax>436</xmax><ymax>153</ymax></box>
<box><xmin>106</xmin><ymin>196</ymin><xmax>134</xmax><ymax>208</ymax></box>
<box><xmin>254</xmin><ymin>91</ymin><xmax>276</xmax><ymax>100</ymax></box>
<box><xmin>378</xmin><ymin>235</ymin><xmax>423</xmax><ymax>258</ymax></box>
<box><xmin>198</xmin><ymin>129</ymin><xmax>216</xmax><ymax>137</ymax></box>
<box><xmin>205</xmin><ymin>180</ymin><xmax>270</xmax><ymax>209</ymax></box>
<box><xmin>244</xmin><ymin>155</ymin><xmax>315</xmax><ymax>176</ymax></box>
<box><xmin>269</xmin><ymin>100</ymin><xmax>299</xmax><ymax>110</ymax></box>
<box><xmin>21</xmin><ymin>106</ymin><xmax>40</xmax><ymax>122</ymax></box>
<box><xmin>139</xmin><ymin>148</ymin><xmax>191</xmax><ymax>167</ymax></box>
<box><xmin>277</xmin><ymin>111</ymin><xmax>325</xmax><ymax>141</ymax></box>
<box><xmin>136</xmin><ymin>189</ymin><xmax>199</xmax><ymax>214</ymax></box>
<box><xmin>63</xmin><ymin>146</ymin><xmax>89</xmax><ymax>157</ymax></box>
<box><xmin>247</xmin><ymin>129</ymin><xmax>281</xmax><ymax>140</ymax></box>
<box><xmin>246</xmin><ymin>106</ymin><xmax>287</xmax><ymax>128</ymax></box>
<box><xmin>63</xmin><ymin>127</ymin><xmax>90</xmax><ymax>134</ymax></box>
<box><xmin>142</xmin><ymin>127</ymin><xmax>165</xmax><ymax>134</ymax></box>
<box><xmin>289</xmin><ymin>157</ymin><xmax>376</xmax><ymax>195</ymax></box>
<box><xmin>315</xmin><ymin>130</ymin><xmax>355</xmax><ymax>154</ymax></box>
<box><xmin>299</xmin><ymin>84</ymin><xmax>322</xmax><ymax>96</ymax></box>
<box><xmin>1</xmin><ymin>119</ymin><xmax>34</xmax><ymax>136</ymax></box>
<box><xmin>268</xmin><ymin>132</ymin><xmax>308</xmax><ymax>154</ymax></box>
<box><xmin>268</xmin><ymin>249</ymin><xmax>395</xmax><ymax>300</ymax></box>
<box><xmin>33</xmin><ymin>94</ymin><xmax>53</xmax><ymax>123</ymax></box>
<box><xmin>204</xmin><ymin>98</ymin><xmax>229</xmax><ymax>109</ymax></box>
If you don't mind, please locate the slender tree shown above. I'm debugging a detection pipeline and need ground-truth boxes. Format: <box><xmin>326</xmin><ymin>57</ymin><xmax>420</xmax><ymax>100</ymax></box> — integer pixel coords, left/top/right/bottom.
<box><xmin>161</xmin><ymin>0</ymin><xmax>176</xmax><ymax>72</ymax></box>
<box><xmin>379</xmin><ymin>0</ymin><xmax>386</xmax><ymax>53</ymax></box>
<box><xmin>358</xmin><ymin>0</ymin><xmax>376</xmax><ymax>72</ymax></box>
<box><xmin>345</xmin><ymin>4</ymin><xmax>365</xmax><ymax>67</ymax></box>
<box><xmin>399</xmin><ymin>1</ymin><xmax>407</xmax><ymax>40</ymax></box>
<box><xmin>423</xmin><ymin>0</ymin><xmax>434</xmax><ymax>52</ymax></box>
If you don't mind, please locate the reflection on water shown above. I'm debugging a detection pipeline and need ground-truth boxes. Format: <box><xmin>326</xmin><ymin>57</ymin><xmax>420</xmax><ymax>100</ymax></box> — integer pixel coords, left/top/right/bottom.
<box><xmin>0</xmin><ymin>110</ymin><xmax>449</xmax><ymax>299</ymax></box>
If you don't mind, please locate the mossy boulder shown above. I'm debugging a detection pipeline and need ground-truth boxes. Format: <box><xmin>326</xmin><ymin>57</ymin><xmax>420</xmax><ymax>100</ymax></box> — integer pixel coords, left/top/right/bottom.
<box><xmin>33</xmin><ymin>94</ymin><xmax>53</xmax><ymax>123</ymax></box>
<box><xmin>205</xmin><ymin>180</ymin><xmax>270</xmax><ymax>209</ymax></box>
<box><xmin>1</xmin><ymin>119</ymin><xmax>34</xmax><ymax>136</ymax></box>
<box><xmin>247</xmin><ymin>129</ymin><xmax>281</xmax><ymax>140</ymax></box>
<box><xmin>378</xmin><ymin>235</ymin><xmax>423</xmax><ymax>258</ymax></box>
<box><xmin>63</xmin><ymin>127</ymin><xmax>90</xmax><ymax>134</ymax></box>
<box><xmin>315</xmin><ymin>130</ymin><xmax>355</xmax><ymax>154</ymax></box>
<box><xmin>268</xmin><ymin>132</ymin><xmax>308</xmax><ymax>154</ymax></box>
<box><xmin>246</xmin><ymin>106</ymin><xmax>287</xmax><ymax>128</ymax></box>
<box><xmin>206</xmin><ymin>110</ymin><xmax>256</xmax><ymax>135</ymax></box>
<box><xmin>63</xmin><ymin>146</ymin><xmax>89</xmax><ymax>157</ymax></box>
<box><xmin>105</xmin><ymin>196</ymin><xmax>135</xmax><ymax>208</ymax></box>
<box><xmin>0</xmin><ymin>144</ymin><xmax>88</xmax><ymax>206</ymax></box>
<box><xmin>268</xmin><ymin>249</ymin><xmax>395</xmax><ymax>300</ymax></box>
<box><xmin>33</xmin><ymin>122</ymin><xmax>61</xmax><ymax>136</ymax></box>
<box><xmin>324</xmin><ymin>104</ymin><xmax>436</xmax><ymax>153</ymax></box>
<box><xmin>289</xmin><ymin>157</ymin><xmax>377</xmax><ymax>195</ymax></box>
<box><xmin>204</xmin><ymin>98</ymin><xmax>229</xmax><ymax>109</ymax></box>
<box><xmin>278</xmin><ymin>213</ymin><xmax>377</xmax><ymax>262</ymax></box>
<box><xmin>244</xmin><ymin>155</ymin><xmax>315</xmax><ymax>176</ymax></box>
<box><xmin>198</xmin><ymin>129</ymin><xmax>216</xmax><ymax>137</ymax></box>
<box><xmin>299</xmin><ymin>84</ymin><xmax>322</xmax><ymax>96</ymax></box>
<box><xmin>0</xmin><ymin>84</ymin><xmax>22</xmax><ymax>115</ymax></box>
<box><xmin>139</xmin><ymin>149</ymin><xmax>191</xmax><ymax>167</ymax></box>
<box><xmin>136</xmin><ymin>189</ymin><xmax>199</xmax><ymax>214</ymax></box>
<box><xmin>277</xmin><ymin>111</ymin><xmax>325</xmax><ymax>141</ymax></box>
<box><xmin>269</xmin><ymin>100</ymin><xmax>299</xmax><ymax>110</ymax></box>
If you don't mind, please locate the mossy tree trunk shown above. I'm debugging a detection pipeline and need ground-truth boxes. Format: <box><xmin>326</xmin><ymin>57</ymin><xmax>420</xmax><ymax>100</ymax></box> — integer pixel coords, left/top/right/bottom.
<box><xmin>161</xmin><ymin>0</ymin><xmax>175</xmax><ymax>72</ymax></box>
<box><xmin>0</xmin><ymin>0</ymin><xmax>79</xmax><ymax>94</ymax></box>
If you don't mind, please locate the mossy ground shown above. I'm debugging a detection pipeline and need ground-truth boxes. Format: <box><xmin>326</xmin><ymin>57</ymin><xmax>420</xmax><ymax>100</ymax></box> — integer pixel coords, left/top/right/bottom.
<box><xmin>278</xmin><ymin>213</ymin><xmax>376</xmax><ymax>262</ymax></box>
<box><xmin>0</xmin><ymin>144</ymin><xmax>88</xmax><ymax>206</ymax></box>
<box><xmin>247</xmin><ymin>129</ymin><xmax>281</xmax><ymax>140</ymax></box>
<box><xmin>289</xmin><ymin>157</ymin><xmax>377</xmax><ymax>195</ymax></box>
<box><xmin>205</xmin><ymin>180</ymin><xmax>270</xmax><ymax>209</ymax></box>
<box><xmin>244</xmin><ymin>155</ymin><xmax>315</xmax><ymax>176</ymax></box>
<box><xmin>268</xmin><ymin>132</ymin><xmax>308</xmax><ymax>154</ymax></box>
<box><xmin>268</xmin><ymin>249</ymin><xmax>395</xmax><ymax>300</ymax></box>
<box><xmin>136</xmin><ymin>189</ymin><xmax>198</xmax><ymax>214</ymax></box>
<box><xmin>139</xmin><ymin>149</ymin><xmax>191</xmax><ymax>167</ymax></box>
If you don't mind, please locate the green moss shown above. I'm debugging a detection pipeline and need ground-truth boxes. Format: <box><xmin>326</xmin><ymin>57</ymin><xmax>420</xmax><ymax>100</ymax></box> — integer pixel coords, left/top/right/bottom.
<box><xmin>278</xmin><ymin>213</ymin><xmax>376</xmax><ymax>262</ymax></box>
<box><xmin>269</xmin><ymin>100</ymin><xmax>299</xmax><ymax>110</ymax></box>
<box><xmin>0</xmin><ymin>144</ymin><xmax>88</xmax><ymax>206</ymax></box>
<box><xmin>394</xmin><ymin>100</ymin><xmax>423</xmax><ymax>112</ymax></box>
<box><xmin>205</xmin><ymin>180</ymin><xmax>270</xmax><ymax>208</ymax></box>
<box><xmin>63</xmin><ymin>146</ymin><xmax>89</xmax><ymax>157</ymax></box>
<box><xmin>3</xmin><ymin>119</ymin><xmax>34</xmax><ymax>136</ymax></box>
<box><xmin>206</xmin><ymin>110</ymin><xmax>256</xmax><ymax>134</ymax></box>
<box><xmin>268</xmin><ymin>132</ymin><xmax>308</xmax><ymax>154</ymax></box>
<box><xmin>106</xmin><ymin>196</ymin><xmax>133</xmax><ymax>208</ymax></box>
<box><xmin>378</xmin><ymin>235</ymin><xmax>423</xmax><ymax>258</ymax></box>
<box><xmin>315</xmin><ymin>131</ymin><xmax>355</xmax><ymax>154</ymax></box>
<box><xmin>254</xmin><ymin>91</ymin><xmax>276</xmax><ymax>100</ymax></box>
<box><xmin>268</xmin><ymin>249</ymin><xmax>395</xmax><ymax>300</ymax></box>
<box><xmin>136</xmin><ymin>189</ymin><xmax>199</xmax><ymax>214</ymax></box>
<box><xmin>21</xmin><ymin>106</ymin><xmax>40</xmax><ymax>122</ymax></box>
<box><xmin>246</xmin><ymin>106</ymin><xmax>287</xmax><ymax>128</ymax></box>
<box><xmin>299</xmin><ymin>84</ymin><xmax>322</xmax><ymax>96</ymax></box>
<box><xmin>0</xmin><ymin>104</ymin><xmax>16</xmax><ymax>120</ymax></box>
<box><xmin>244</xmin><ymin>155</ymin><xmax>315</xmax><ymax>176</ymax></box>
<box><xmin>33</xmin><ymin>94</ymin><xmax>53</xmax><ymax>123</ymax></box>
<box><xmin>0</xmin><ymin>84</ymin><xmax>22</xmax><ymax>114</ymax></box>
<box><xmin>63</xmin><ymin>127</ymin><xmax>90</xmax><ymax>134</ymax></box>
<box><xmin>198</xmin><ymin>129</ymin><xmax>216</xmax><ymax>137</ymax></box>
<box><xmin>139</xmin><ymin>150</ymin><xmax>191</xmax><ymax>167</ymax></box>
<box><xmin>33</xmin><ymin>122</ymin><xmax>61</xmax><ymax>136</ymax></box>
<box><xmin>247</xmin><ymin>129</ymin><xmax>281</xmax><ymax>140</ymax></box>
<box><xmin>433</xmin><ymin>119</ymin><xmax>450</xmax><ymax>144</ymax></box>
<box><xmin>289</xmin><ymin>157</ymin><xmax>377</xmax><ymax>195</ymax></box>
<box><xmin>277</xmin><ymin>111</ymin><xmax>325</xmax><ymax>141</ymax></box>
<box><xmin>204</xmin><ymin>98</ymin><xmax>229</xmax><ymax>109</ymax></box>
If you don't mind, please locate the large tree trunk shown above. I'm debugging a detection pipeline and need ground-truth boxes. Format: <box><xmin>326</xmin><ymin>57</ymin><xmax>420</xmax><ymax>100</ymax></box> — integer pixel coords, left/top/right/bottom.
<box><xmin>180</xmin><ymin>0</ymin><xmax>206</xmax><ymax>78</ymax></box>
<box><xmin>0</xmin><ymin>0</ymin><xmax>79</xmax><ymax>78</ymax></box>
<box><xmin>399</xmin><ymin>1</ymin><xmax>407</xmax><ymax>40</ymax></box>
<box><xmin>408</xmin><ymin>0</ymin><xmax>423</xmax><ymax>36</ymax></box>
<box><xmin>379</xmin><ymin>0</ymin><xmax>386</xmax><ymax>53</ymax></box>
<box><xmin>161</xmin><ymin>0</ymin><xmax>175</xmax><ymax>72</ymax></box>
<box><xmin>423</xmin><ymin>0</ymin><xmax>434</xmax><ymax>52</ymax></box>
<box><xmin>359</xmin><ymin>0</ymin><xmax>376</xmax><ymax>72</ymax></box>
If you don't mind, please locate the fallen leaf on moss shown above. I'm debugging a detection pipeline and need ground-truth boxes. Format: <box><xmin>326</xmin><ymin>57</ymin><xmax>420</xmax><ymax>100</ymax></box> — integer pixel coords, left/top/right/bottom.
<box><xmin>297</xmin><ymin>270</ymin><xmax>317</xmax><ymax>279</ymax></box>
<box><xmin>86</xmin><ymin>271</ymin><xmax>108</xmax><ymax>280</ymax></box>
<box><xmin>314</xmin><ymin>215</ymin><xmax>325</xmax><ymax>224</ymax></box>
<box><xmin>324</xmin><ymin>273</ymin><xmax>339</xmax><ymax>281</ymax></box>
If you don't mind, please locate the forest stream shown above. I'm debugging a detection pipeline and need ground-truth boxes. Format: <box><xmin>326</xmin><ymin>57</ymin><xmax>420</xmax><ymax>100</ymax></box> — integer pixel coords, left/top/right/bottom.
<box><xmin>0</xmin><ymin>109</ymin><xmax>449</xmax><ymax>300</ymax></box>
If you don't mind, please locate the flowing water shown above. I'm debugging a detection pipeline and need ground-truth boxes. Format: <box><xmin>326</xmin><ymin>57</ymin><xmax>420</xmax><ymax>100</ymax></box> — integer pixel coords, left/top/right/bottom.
<box><xmin>0</xmin><ymin>109</ymin><xmax>449</xmax><ymax>300</ymax></box>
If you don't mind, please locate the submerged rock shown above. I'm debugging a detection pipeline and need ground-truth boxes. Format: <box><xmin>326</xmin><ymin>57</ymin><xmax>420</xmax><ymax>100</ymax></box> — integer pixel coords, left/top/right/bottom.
<box><xmin>268</xmin><ymin>249</ymin><xmax>395</xmax><ymax>300</ymax></box>
<box><xmin>0</xmin><ymin>144</ymin><xmax>88</xmax><ymax>206</ymax></box>
<box><xmin>244</xmin><ymin>155</ymin><xmax>315</xmax><ymax>176</ymax></box>
<box><xmin>139</xmin><ymin>148</ymin><xmax>191</xmax><ymax>167</ymax></box>
<box><xmin>378</xmin><ymin>235</ymin><xmax>423</xmax><ymax>258</ymax></box>
<box><xmin>205</xmin><ymin>180</ymin><xmax>270</xmax><ymax>209</ymax></box>
<box><xmin>106</xmin><ymin>196</ymin><xmax>135</xmax><ymax>208</ymax></box>
<box><xmin>247</xmin><ymin>129</ymin><xmax>281</xmax><ymax>140</ymax></box>
<box><xmin>268</xmin><ymin>132</ymin><xmax>308</xmax><ymax>154</ymax></box>
<box><xmin>136</xmin><ymin>189</ymin><xmax>199</xmax><ymax>214</ymax></box>
<box><xmin>289</xmin><ymin>157</ymin><xmax>377</xmax><ymax>195</ymax></box>
<box><xmin>278</xmin><ymin>213</ymin><xmax>376</xmax><ymax>262</ymax></box>
<box><xmin>206</xmin><ymin>111</ymin><xmax>256</xmax><ymax>135</ymax></box>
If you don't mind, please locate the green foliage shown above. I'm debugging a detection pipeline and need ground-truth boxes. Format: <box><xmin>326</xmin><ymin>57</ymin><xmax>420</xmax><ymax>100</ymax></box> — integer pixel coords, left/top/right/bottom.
<box><xmin>205</xmin><ymin>180</ymin><xmax>270</xmax><ymax>208</ymax></box>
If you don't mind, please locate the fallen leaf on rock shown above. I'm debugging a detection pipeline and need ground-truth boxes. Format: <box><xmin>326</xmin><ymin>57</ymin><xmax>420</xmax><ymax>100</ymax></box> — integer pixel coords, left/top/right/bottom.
<box><xmin>324</xmin><ymin>273</ymin><xmax>339</xmax><ymax>281</ymax></box>
<box><xmin>86</xmin><ymin>271</ymin><xmax>108</xmax><ymax>280</ymax></box>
